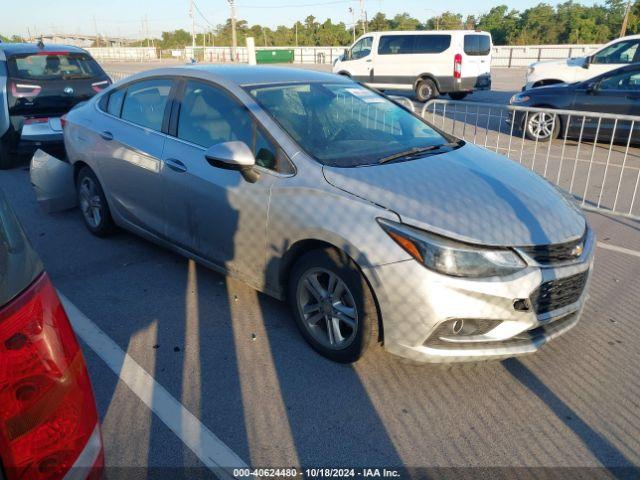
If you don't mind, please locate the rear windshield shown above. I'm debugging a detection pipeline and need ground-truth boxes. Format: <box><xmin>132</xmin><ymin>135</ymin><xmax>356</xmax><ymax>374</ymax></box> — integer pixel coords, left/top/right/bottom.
<box><xmin>7</xmin><ymin>52</ymin><xmax>103</xmax><ymax>80</ymax></box>
<box><xmin>464</xmin><ymin>35</ymin><xmax>491</xmax><ymax>56</ymax></box>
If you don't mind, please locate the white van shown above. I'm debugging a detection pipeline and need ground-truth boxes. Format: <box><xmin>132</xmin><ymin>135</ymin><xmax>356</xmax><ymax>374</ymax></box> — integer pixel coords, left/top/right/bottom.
<box><xmin>332</xmin><ymin>30</ymin><xmax>493</xmax><ymax>102</ymax></box>
<box><xmin>525</xmin><ymin>34</ymin><xmax>640</xmax><ymax>90</ymax></box>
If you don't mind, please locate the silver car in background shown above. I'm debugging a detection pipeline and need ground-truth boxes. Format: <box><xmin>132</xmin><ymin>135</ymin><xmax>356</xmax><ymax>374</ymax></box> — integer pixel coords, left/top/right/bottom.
<box><xmin>61</xmin><ymin>65</ymin><xmax>594</xmax><ymax>363</ymax></box>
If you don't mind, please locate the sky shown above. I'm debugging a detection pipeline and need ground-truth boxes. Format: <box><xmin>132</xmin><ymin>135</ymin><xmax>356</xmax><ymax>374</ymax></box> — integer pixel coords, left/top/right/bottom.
<box><xmin>1</xmin><ymin>0</ymin><xmax>600</xmax><ymax>39</ymax></box>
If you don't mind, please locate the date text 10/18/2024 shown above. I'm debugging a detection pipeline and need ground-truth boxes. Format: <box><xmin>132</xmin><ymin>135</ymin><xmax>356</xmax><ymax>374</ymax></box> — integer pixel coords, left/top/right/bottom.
<box><xmin>233</xmin><ymin>468</ymin><xmax>401</xmax><ymax>478</ymax></box>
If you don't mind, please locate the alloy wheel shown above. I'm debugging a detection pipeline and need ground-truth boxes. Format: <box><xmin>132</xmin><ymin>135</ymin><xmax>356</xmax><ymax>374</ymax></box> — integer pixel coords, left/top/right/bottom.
<box><xmin>296</xmin><ymin>268</ymin><xmax>359</xmax><ymax>350</ymax></box>
<box><xmin>78</xmin><ymin>176</ymin><xmax>103</xmax><ymax>229</ymax></box>
<box><xmin>527</xmin><ymin>112</ymin><xmax>556</xmax><ymax>140</ymax></box>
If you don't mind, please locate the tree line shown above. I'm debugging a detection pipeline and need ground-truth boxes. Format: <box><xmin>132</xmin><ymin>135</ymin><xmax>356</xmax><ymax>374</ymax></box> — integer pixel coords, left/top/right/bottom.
<box><xmin>2</xmin><ymin>1</ymin><xmax>639</xmax><ymax>49</ymax></box>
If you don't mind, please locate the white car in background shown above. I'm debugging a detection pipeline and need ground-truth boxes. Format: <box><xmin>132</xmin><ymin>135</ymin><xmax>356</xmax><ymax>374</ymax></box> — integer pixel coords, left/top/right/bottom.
<box><xmin>525</xmin><ymin>34</ymin><xmax>640</xmax><ymax>89</ymax></box>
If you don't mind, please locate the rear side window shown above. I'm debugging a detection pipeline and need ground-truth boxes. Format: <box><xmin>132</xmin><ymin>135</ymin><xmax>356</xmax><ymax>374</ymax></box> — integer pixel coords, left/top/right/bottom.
<box><xmin>120</xmin><ymin>79</ymin><xmax>172</xmax><ymax>131</ymax></box>
<box><xmin>378</xmin><ymin>35</ymin><xmax>414</xmax><ymax>55</ymax></box>
<box><xmin>7</xmin><ymin>52</ymin><xmax>102</xmax><ymax>80</ymax></box>
<box><xmin>464</xmin><ymin>35</ymin><xmax>491</xmax><ymax>56</ymax></box>
<box><xmin>414</xmin><ymin>35</ymin><xmax>451</xmax><ymax>54</ymax></box>
<box><xmin>106</xmin><ymin>89</ymin><xmax>126</xmax><ymax>117</ymax></box>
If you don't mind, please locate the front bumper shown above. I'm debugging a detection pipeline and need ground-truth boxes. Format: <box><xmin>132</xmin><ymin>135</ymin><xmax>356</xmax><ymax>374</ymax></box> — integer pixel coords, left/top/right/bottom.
<box><xmin>365</xmin><ymin>229</ymin><xmax>595</xmax><ymax>363</ymax></box>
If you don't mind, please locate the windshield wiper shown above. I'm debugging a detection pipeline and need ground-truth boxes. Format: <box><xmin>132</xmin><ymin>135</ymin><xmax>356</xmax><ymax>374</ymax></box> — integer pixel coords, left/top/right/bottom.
<box><xmin>378</xmin><ymin>142</ymin><xmax>460</xmax><ymax>164</ymax></box>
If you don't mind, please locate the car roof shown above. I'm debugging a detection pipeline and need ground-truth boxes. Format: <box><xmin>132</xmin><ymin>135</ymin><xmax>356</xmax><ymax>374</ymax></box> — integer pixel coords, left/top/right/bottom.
<box><xmin>126</xmin><ymin>64</ymin><xmax>352</xmax><ymax>87</ymax></box>
<box><xmin>0</xmin><ymin>42</ymin><xmax>88</xmax><ymax>56</ymax></box>
<box><xmin>366</xmin><ymin>30</ymin><xmax>490</xmax><ymax>36</ymax></box>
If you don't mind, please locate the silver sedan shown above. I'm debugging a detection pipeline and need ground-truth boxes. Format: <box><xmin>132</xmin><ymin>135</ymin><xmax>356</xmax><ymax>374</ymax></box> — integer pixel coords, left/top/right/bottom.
<box><xmin>61</xmin><ymin>65</ymin><xmax>594</xmax><ymax>363</ymax></box>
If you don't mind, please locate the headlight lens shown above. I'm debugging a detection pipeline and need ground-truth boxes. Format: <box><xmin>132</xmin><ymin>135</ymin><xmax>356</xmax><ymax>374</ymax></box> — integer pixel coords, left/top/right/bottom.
<box><xmin>510</xmin><ymin>94</ymin><xmax>530</xmax><ymax>104</ymax></box>
<box><xmin>378</xmin><ymin>218</ymin><xmax>526</xmax><ymax>278</ymax></box>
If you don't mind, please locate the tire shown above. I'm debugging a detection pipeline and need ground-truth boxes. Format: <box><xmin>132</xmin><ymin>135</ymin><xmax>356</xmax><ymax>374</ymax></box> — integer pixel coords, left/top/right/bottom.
<box><xmin>448</xmin><ymin>92</ymin><xmax>468</xmax><ymax>101</ymax></box>
<box><xmin>415</xmin><ymin>79</ymin><xmax>438</xmax><ymax>103</ymax></box>
<box><xmin>524</xmin><ymin>111</ymin><xmax>561</xmax><ymax>142</ymax></box>
<box><xmin>76</xmin><ymin>166</ymin><xmax>115</xmax><ymax>237</ymax></box>
<box><xmin>288</xmin><ymin>248</ymin><xmax>379</xmax><ymax>363</ymax></box>
<box><xmin>0</xmin><ymin>138</ymin><xmax>13</xmax><ymax>170</ymax></box>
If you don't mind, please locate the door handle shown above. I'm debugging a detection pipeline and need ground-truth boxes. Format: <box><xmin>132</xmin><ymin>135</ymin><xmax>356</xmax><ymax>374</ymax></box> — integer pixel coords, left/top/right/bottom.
<box><xmin>100</xmin><ymin>131</ymin><xmax>113</xmax><ymax>141</ymax></box>
<box><xmin>365</xmin><ymin>59</ymin><xmax>372</xmax><ymax>63</ymax></box>
<box><xmin>165</xmin><ymin>158</ymin><xmax>188</xmax><ymax>173</ymax></box>
<box><xmin>626</xmin><ymin>94</ymin><xmax>640</xmax><ymax>101</ymax></box>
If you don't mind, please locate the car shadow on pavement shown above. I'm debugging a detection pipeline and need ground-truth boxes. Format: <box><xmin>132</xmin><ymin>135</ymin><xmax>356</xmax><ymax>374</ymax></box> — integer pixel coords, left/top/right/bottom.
<box><xmin>502</xmin><ymin>358</ymin><xmax>636</xmax><ymax>475</ymax></box>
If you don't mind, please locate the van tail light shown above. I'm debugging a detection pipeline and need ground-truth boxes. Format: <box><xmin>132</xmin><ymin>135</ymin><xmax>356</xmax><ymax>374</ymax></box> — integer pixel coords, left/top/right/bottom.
<box><xmin>91</xmin><ymin>80</ymin><xmax>110</xmax><ymax>93</ymax></box>
<box><xmin>0</xmin><ymin>273</ymin><xmax>103</xmax><ymax>480</ymax></box>
<box><xmin>454</xmin><ymin>54</ymin><xmax>462</xmax><ymax>79</ymax></box>
<box><xmin>10</xmin><ymin>82</ymin><xmax>42</xmax><ymax>99</ymax></box>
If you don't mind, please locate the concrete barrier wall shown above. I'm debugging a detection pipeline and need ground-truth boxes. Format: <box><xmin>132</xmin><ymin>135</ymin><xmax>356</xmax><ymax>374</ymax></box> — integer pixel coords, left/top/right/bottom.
<box><xmin>91</xmin><ymin>44</ymin><xmax>604</xmax><ymax>67</ymax></box>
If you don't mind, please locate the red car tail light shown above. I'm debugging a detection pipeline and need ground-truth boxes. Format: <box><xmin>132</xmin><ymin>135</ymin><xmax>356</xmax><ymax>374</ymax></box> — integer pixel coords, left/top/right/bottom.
<box><xmin>453</xmin><ymin>53</ymin><xmax>462</xmax><ymax>79</ymax></box>
<box><xmin>24</xmin><ymin>118</ymin><xmax>50</xmax><ymax>125</ymax></box>
<box><xmin>0</xmin><ymin>273</ymin><xmax>103</xmax><ymax>480</ymax></box>
<box><xmin>91</xmin><ymin>80</ymin><xmax>110</xmax><ymax>93</ymax></box>
<box><xmin>10</xmin><ymin>82</ymin><xmax>42</xmax><ymax>99</ymax></box>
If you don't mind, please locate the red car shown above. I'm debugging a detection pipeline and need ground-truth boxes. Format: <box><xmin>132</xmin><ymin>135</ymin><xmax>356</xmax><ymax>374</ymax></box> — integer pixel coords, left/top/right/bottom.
<box><xmin>0</xmin><ymin>188</ymin><xmax>103</xmax><ymax>480</ymax></box>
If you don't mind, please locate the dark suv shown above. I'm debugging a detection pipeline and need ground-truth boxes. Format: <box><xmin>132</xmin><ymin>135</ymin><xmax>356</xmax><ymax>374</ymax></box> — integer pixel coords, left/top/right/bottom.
<box><xmin>0</xmin><ymin>42</ymin><xmax>110</xmax><ymax>168</ymax></box>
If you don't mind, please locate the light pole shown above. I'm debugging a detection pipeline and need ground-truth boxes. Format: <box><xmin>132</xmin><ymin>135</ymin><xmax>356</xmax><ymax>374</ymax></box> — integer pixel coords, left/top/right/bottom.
<box><xmin>228</xmin><ymin>0</ymin><xmax>237</xmax><ymax>62</ymax></box>
<box><xmin>349</xmin><ymin>7</ymin><xmax>356</xmax><ymax>42</ymax></box>
<box><xmin>189</xmin><ymin>0</ymin><xmax>195</xmax><ymax>54</ymax></box>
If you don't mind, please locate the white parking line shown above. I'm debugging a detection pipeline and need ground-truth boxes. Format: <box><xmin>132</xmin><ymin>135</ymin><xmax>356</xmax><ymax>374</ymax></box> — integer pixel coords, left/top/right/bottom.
<box><xmin>59</xmin><ymin>294</ymin><xmax>248</xmax><ymax>479</ymax></box>
<box><xmin>597</xmin><ymin>242</ymin><xmax>640</xmax><ymax>259</ymax></box>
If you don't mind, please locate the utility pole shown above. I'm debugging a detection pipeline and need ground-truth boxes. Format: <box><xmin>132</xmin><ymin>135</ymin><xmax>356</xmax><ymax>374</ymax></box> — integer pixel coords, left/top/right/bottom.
<box><xmin>360</xmin><ymin>0</ymin><xmax>366</xmax><ymax>34</ymax></box>
<box><xmin>621</xmin><ymin>0</ymin><xmax>632</xmax><ymax>37</ymax></box>
<box><xmin>190</xmin><ymin>0</ymin><xmax>196</xmax><ymax>55</ymax></box>
<box><xmin>349</xmin><ymin>7</ymin><xmax>356</xmax><ymax>42</ymax></box>
<box><xmin>229</xmin><ymin>0</ymin><xmax>237</xmax><ymax>62</ymax></box>
<box><xmin>295</xmin><ymin>22</ymin><xmax>298</xmax><ymax>46</ymax></box>
<box><xmin>93</xmin><ymin>16</ymin><xmax>99</xmax><ymax>47</ymax></box>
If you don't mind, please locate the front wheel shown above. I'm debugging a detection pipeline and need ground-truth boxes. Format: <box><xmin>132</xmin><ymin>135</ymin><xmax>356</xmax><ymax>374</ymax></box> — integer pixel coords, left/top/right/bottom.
<box><xmin>524</xmin><ymin>112</ymin><xmax>560</xmax><ymax>142</ymax></box>
<box><xmin>76</xmin><ymin>167</ymin><xmax>115</xmax><ymax>237</ymax></box>
<box><xmin>288</xmin><ymin>248</ymin><xmax>379</xmax><ymax>363</ymax></box>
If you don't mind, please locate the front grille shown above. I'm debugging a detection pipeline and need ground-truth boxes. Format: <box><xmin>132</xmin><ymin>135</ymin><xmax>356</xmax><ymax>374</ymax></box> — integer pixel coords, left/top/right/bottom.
<box><xmin>519</xmin><ymin>231</ymin><xmax>587</xmax><ymax>265</ymax></box>
<box><xmin>530</xmin><ymin>271</ymin><xmax>589</xmax><ymax>315</ymax></box>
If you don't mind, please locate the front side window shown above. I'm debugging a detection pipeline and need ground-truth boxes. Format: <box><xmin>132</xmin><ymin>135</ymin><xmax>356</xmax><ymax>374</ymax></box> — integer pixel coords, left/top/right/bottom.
<box><xmin>593</xmin><ymin>40</ymin><xmax>640</xmax><ymax>64</ymax></box>
<box><xmin>177</xmin><ymin>81</ymin><xmax>288</xmax><ymax>172</ymax></box>
<box><xmin>7</xmin><ymin>52</ymin><xmax>102</xmax><ymax>80</ymax></box>
<box><xmin>464</xmin><ymin>35</ymin><xmax>491</xmax><ymax>56</ymax></box>
<box><xmin>378</xmin><ymin>35</ymin><xmax>414</xmax><ymax>55</ymax></box>
<box><xmin>120</xmin><ymin>79</ymin><xmax>172</xmax><ymax>131</ymax></box>
<box><xmin>246</xmin><ymin>82</ymin><xmax>451</xmax><ymax>168</ymax></box>
<box><xmin>350</xmin><ymin>37</ymin><xmax>373</xmax><ymax>60</ymax></box>
<box><xmin>599</xmin><ymin>70</ymin><xmax>640</xmax><ymax>91</ymax></box>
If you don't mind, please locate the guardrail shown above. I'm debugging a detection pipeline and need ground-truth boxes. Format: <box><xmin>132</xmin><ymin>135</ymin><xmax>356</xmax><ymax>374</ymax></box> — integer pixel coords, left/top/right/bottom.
<box><xmin>422</xmin><ymin>99</ymin><xmax>640</xmax><ymax>220</ymax></box>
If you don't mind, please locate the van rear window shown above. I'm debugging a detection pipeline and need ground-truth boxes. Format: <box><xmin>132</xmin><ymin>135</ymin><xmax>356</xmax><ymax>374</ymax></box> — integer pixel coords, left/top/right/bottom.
<box><xmin>7</xmin><ymin>52</ymin><xmax>102</xmax><ymax>80</ymax></box>
<box><xmin>464</xmin><ymin>35</ymin><xmax>491</xmax><ymax>56</ymax></box>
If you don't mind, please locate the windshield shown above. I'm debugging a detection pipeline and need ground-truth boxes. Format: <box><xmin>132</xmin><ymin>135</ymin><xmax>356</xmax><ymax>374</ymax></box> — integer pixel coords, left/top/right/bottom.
<box><xmin>245</xmin><ymin>82</ymin><xmax>453</xmax><ymax>167</ymax></box>
<box><xmin>8</xmin><ymin>52</ymin><xmax>103</xmax><ymax>80</ymax></box>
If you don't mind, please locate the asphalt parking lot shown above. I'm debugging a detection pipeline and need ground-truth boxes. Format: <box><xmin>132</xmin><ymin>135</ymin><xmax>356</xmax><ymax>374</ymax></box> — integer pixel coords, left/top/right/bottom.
<box><xmin>1</xmin><ymin>64</ymin><xmax>640</xmax><ymax>478</ymax></box>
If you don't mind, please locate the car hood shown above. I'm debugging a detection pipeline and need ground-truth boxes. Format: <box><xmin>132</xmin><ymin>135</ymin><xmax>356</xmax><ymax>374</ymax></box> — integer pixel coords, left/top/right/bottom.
<box><xmin>322</xmin><ymin>143</ymin><xmax>586</xmax><ymax>247</ymax></box>
<box><xmin>531</xmin><ymin>57</ymin><xmax>586</xmax><ymax>71</ymax></box>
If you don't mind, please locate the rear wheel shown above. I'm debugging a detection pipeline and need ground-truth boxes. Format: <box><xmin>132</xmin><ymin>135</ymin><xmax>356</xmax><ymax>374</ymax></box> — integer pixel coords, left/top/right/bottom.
<box><xmin>288</xmin><ymin>248</ymin><xmax>378</xmax><ymax>363</ymax></box>
<box><xmin>524</xmin><ymin>112</ymin><xmax>561</xmax><ymax>142</ymax></box>
<box><xmin>76</xmin><ymin>167</ymin><xmax>115</xmax><ymax>237</ymax></box>
<box><xmin>448</xmin><ymin>92</ymin><xmax>468</xmax><ymax>101</ymax></box>
<box><xmin>415</xmin><ymin>79</ymin><xmax>438</xmax><ymax>103</ymax></box>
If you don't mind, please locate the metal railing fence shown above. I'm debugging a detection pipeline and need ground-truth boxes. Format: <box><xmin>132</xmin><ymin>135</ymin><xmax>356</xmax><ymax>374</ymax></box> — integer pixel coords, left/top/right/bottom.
<box><xmin>422</xmin><ymin>100</ymin><xmax>640</xmax><ymax>220</ymax></box>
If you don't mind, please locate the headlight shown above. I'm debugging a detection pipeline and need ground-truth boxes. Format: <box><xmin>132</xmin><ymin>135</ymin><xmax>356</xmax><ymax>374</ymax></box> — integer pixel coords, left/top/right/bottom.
<box><xmin>510</xmin><ymin>94</ymin><xmax>530</xmax><ymax>104</ymax></box>
<box><xmin>378</xmin><ymin>218</ymin><xmax>526</xmax><ymax>278</ymax></box>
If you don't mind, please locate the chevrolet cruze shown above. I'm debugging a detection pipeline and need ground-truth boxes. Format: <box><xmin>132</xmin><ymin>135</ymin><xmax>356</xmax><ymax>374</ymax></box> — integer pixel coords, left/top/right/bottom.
<box><xmin>61</xmin><ymin>65</ymin><xmax>594</xmax><ymax>363</ymax></box>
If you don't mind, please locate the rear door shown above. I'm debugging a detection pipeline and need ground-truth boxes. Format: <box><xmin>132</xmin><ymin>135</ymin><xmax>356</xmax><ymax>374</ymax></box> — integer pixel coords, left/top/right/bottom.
<box><xmin>94</xmin><ymin>78</ymin><xmax>174</xmax><ymax>237</ymax></box>
<box><xmin>462</xmin><ymin>33</ymin><xmax>492</xmax><ymax>86</ymax></box>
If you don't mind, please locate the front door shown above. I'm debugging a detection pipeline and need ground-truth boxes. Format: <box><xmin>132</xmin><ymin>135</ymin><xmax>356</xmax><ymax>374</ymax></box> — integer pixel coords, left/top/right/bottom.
<box><xmin>161</xmin><ymin>79</ymin><xmax>280</xmax><ymax>284</ymax></box>
<box><xmin>341</xmin><ymin>36</ymin><xmax>374</xmax><ymax>83</ymax></box>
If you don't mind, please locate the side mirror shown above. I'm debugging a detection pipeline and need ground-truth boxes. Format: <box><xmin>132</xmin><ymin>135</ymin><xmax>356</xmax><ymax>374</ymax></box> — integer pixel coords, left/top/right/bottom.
<box><xmin>344</xmin><ymin>48</ymin><xmax>351</xmax><ymax>61</ymax></box>
<box><xmin>582</xmin><ymin>56</ymin><xmax>591</xmax><ymax>69</ymax></box>
<box><xmin>585</xmin><ymin>80</ymin><xmax>599</xmax><ymax>93</ymax></box>
<box><xmin>204</xmin><ymin>141</ymin><xmax>260</xmax><ymax>183</ymax></box>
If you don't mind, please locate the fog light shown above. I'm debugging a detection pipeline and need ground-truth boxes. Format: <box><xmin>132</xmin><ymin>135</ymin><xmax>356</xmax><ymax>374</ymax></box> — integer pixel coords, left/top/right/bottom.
<box><xmin>513</xmin><ymin>298</ymin><xmax>531</xmax><ymax>312</ymax></box>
